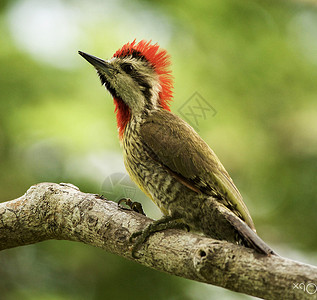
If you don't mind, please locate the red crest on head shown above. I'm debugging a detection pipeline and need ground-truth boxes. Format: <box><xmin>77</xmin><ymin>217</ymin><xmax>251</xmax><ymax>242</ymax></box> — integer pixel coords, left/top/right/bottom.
<box><xmin>113</xmin><ymin>39</ymin><xmax>173</xmax><ymax>111</ymax></box>
<box><xmin>111</xmin><ymin>40</ymin><xmax>173</xmax><ymax>139</ymax></box>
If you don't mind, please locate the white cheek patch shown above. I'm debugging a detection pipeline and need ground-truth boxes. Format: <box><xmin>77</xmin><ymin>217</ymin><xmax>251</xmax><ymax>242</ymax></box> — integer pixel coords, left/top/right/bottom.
<box><xmin>149</xmin><ymin>80</ymin><xmax>162</xmax><ymax>109</ymax></box>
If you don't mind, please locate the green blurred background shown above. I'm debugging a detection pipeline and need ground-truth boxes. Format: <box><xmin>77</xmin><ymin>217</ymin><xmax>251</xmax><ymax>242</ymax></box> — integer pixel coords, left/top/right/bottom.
<box><xmin>1</xmin><ymin>0</ymin><xmax>317</xmax><ymax>299</ymax></box>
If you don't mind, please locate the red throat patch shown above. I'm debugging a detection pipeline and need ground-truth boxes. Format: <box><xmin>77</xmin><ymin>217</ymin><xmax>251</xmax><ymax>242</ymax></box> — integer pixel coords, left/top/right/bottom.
<box><xmin>113</xmin><ymin>97</ymin><xmax>131</xmax><ymax>139</ymax></box>
<box><xmin>112</xmin><ymin>40</ymin><xmax>173</xmax><ymax>139</ymax></box>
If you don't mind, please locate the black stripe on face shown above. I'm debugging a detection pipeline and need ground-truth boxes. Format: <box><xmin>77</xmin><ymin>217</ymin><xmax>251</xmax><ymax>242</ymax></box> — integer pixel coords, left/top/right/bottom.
<box><xmin>121</xmin><ymin>62</ymin><xmax>152</xmax><ymax>101</ymax></box>
<box><xmin>134</xmin><ymin>72</ymin><xmax>152</xmax><ymax>101</ymax></box>
<box><xmin>97</xmin><ymin>71</ymin><xmax>120</xmax><ymax>99</ymax></box>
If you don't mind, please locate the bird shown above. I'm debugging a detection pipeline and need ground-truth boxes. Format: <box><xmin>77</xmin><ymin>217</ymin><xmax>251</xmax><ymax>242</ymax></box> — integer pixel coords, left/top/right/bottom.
<box><xmin>78</xmin><ymin>40</ymin><xmax>275</xmax><ymax>257</ymax></box>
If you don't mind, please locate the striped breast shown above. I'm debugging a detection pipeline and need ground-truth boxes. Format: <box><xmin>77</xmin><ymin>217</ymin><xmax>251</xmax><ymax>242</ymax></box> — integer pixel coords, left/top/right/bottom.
<box><xmin>122</xmin><ymin>115</ymin><xmax>202</xmax><ymax>219</ymax></box>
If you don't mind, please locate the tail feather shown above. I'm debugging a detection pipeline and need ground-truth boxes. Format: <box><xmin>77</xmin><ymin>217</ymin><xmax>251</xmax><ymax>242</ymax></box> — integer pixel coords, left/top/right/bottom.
<box><xmin>207</xmin><ymin>197</ymin><xmax>277</xmax><ymax>255</ymax></box>
<box><xmin>226</xmin><ymin>213</ymin><xmax>277</xmax><ymax>255</ymax></box>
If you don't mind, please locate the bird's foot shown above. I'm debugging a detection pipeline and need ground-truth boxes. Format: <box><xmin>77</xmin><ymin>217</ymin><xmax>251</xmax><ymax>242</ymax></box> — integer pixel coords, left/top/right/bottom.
<box><xmin>118</xmin><ymin>198</ymin><xmax>146</xmax><ymax>216</ymax></box>
<box><xmin>129</xmin><ymin>215</ymin><xmax>190</xmax><ymax>258</ymax></box>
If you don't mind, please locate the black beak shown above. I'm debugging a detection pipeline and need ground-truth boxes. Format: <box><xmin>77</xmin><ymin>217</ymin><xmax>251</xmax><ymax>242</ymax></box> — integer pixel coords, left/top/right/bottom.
<box><xmin>78</xmin><ymin>51</ymin><xmax>115</xmax><ymax>74</ymax></box>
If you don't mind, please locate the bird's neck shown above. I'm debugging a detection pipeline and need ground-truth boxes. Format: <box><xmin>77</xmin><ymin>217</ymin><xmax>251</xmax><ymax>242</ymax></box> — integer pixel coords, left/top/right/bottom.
<box><xmin>114</xmin><ymin>99</ymin><xmax>152</xmax><ymax>139</ymax></box>
<box><xmin>114</xmin><ymin>94</ymin><xmax>171</xmax><ymax>140</ymax></box>
<box><xmin>113</xmin><ymin>97</ymin><xmax>131</xmax><ymax>139</ymax></box>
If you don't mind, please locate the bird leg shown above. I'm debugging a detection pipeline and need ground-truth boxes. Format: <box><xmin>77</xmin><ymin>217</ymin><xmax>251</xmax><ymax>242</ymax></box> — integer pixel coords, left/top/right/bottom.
<box><xmin>129</xmin><ymin>215</ymin><xmax>190</xmax><ymax>258</ymax></box>
<box><xmin>118</xmin><ymin>198</ymin><xmax>146</xmax><ymax>215</ymax></box>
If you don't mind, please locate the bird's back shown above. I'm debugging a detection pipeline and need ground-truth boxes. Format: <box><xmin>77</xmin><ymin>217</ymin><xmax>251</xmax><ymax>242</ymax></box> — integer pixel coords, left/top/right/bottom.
<box><xmin>137</xmin><ymin>109</ymin><xmax>256</xmax><ymax>231</ymax></box>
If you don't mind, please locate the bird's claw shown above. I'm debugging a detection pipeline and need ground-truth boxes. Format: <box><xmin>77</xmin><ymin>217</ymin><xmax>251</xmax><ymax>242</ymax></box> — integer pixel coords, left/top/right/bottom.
<box><xmin>129</xmin><ymin>231</ymin><xmax>146</xmax><ymax>258</ymax></box>
<box><xmin>129</xmin><ymin>216</ymin><xmax>190</xmax><ymax>259</ymax></box>
<box><xmin>129</xmin><ymin>230</ymin><xmax>143</xmax><ymax>243</ymax></box>
<box><xmin>118</xmin><ymin>198</ymin><xmax>146</xmax><ymax>215</ymax></box>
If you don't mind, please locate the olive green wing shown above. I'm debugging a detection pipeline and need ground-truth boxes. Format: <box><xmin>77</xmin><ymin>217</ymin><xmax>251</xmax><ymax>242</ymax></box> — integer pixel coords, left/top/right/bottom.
<box><xmin>140</xmin><ymin>110</ymin><xmax>255</xmax><ymax>231</ymax></box>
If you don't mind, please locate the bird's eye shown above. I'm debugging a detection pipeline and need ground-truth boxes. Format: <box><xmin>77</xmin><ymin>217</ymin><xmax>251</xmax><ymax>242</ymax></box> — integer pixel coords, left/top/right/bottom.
<box><xmin>122</xmin><ymin>63</ymin><xmax>134</xmax><ymax>73</ymax></box>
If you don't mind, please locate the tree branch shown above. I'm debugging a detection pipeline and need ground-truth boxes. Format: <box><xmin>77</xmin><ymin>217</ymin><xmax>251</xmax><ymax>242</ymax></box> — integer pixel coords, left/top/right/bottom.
<box><xmin>0</xmin><ymin>183</ymin><xmax>316</xmax><ymax>299</ymax></box>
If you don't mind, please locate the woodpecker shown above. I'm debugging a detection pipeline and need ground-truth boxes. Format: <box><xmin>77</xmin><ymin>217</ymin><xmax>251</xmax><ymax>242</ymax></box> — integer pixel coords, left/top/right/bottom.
<box><xmin>79</xmin><ymin>40</ymin><xmax>275</xmax><ymax>256</ymax></box>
